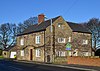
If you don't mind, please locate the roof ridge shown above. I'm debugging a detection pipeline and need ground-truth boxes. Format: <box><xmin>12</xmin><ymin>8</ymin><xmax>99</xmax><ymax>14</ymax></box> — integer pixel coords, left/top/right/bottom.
<box><xmin>38</xmin><ymin>16</ymin><xmax>61</xmax><ymax>25</ymax></box>
<box><xmin>66</xmin><ymin>21</ymin><xmax>80</xmax><ymax>25</ymax></box>
<box><xmin>17</xmin><ymin>16</ymin><xmax>61</xmax><ymax>36</ymax></box>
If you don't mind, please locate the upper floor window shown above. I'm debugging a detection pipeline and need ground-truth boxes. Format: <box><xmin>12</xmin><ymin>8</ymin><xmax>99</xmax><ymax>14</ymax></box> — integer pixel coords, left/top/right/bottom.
<box><xmin>58</xmin><ymin>23</ymin><xmax>61</xmax><ymax>27</ymax></box>
<box><xmin>58</xmin><ymin>38</ymin><xmax>65</xmax><ymax>43</ymax></box>
<box><xmin>20</xmin><ymin>38</ymin><xmax>24</xmax><ymax>45</ymax></box>
<box><xmin>36</xmin><ymin>36</ymin><xmax>41</xmax><ymax>44</ymax></box>
<box><xmin>68</xmin><ymin>37</ymin><xmax>71</xmax><ymax>42</ymax></box>
<box><xmin>58</xmin><ymin>23</ymin><xmax>64</xmax><ymax>29</ymax></box>
<box><xmin>82</xmin><ymin>40</ymin><xmax>88</xmax><ymax>44</ymax></box>
<box><xmin>36</xmin><ymin>49</ymin><xmax>41</xmax><ymax>57</ymax></box>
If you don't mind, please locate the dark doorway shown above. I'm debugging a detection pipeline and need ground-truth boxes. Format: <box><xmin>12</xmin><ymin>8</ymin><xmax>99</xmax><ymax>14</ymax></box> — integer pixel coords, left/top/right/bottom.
<box><xmin>30</xmin><ymin>49</ymin><xmax>33</xmax><ymax>60</ymax></box>
<box><xmin>47</xmin><ymin>55</ymin><xmax>50</xmax><ymax>63</ymax></box>
<box><xmin>95</xmin><ymin>49</ymin><xmax>100</xmax><ymax>56</ymax></box>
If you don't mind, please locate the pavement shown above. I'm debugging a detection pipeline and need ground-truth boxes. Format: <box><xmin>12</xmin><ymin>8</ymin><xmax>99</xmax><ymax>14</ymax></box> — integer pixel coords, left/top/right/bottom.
<box><xmin>0</xmin><ymin>59</ymin><xmax>100</xmax><ymax>71</ymax></box>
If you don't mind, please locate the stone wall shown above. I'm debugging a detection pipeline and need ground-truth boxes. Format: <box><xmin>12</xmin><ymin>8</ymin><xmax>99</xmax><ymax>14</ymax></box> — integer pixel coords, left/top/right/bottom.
<box><xmin>16</xmin><ymin>31</ymin><xmax>45</xmax><ymax>61</ymax></box>
<box><xmin>71</xmin><ymin>32</ymin><xmax>92</xmax><ymax>56</ymax></box>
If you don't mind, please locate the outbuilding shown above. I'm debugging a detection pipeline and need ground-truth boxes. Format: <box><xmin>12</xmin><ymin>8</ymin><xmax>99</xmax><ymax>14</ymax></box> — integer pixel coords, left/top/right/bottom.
<box><xmin>2</xmin><ymin>45</ymin><xmax>18</xmax><ymax>58</ymax></box>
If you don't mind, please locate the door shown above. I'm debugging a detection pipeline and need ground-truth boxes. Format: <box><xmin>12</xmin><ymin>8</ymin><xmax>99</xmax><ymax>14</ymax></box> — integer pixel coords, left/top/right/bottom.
<box><xmin>47</xmin><ymin>55</ymin><xmax>50</xmax><ymax>63</ymax></box>
<box><xmin>30</xmin><ymin>49</ymin><xmax>33</xmax><ymax>60</ymax></box>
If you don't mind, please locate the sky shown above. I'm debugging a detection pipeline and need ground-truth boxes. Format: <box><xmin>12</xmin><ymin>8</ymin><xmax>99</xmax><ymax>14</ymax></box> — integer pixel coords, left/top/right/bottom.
<box><xmin>0</xmin><ymin>0</ymin><xmax>100</xmax><ymax>24</ymax></box>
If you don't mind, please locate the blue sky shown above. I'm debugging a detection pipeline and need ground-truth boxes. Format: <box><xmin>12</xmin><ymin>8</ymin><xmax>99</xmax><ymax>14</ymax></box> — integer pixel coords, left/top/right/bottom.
<box><xmin>0</xmin><ymin>0</ymin><xmax>100</xmax><ymax>24</ymax></box>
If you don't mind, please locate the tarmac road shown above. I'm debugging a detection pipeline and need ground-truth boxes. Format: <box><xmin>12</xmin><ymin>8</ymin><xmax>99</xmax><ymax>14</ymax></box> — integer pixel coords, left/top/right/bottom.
<box><xmin>0</xmin><ymin>59</ymin><xmax>99</xmax><ymax>71</ymax></box>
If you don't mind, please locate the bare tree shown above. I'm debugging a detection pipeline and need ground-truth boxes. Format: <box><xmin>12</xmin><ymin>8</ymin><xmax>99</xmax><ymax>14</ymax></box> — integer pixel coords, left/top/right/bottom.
<box><xmin>85</xmin><ymin>18</ymin><xmax>100</xmax><ymax>51</ymax></box>
<box><xmin>0</xmin><ymin>23</ymin><xmax>17</xmax><ymax>49</ymax></box>
<box><xmin>24</xmin><ymin>17</ymin><xmax>38</xmax><ymax>27</ymax></box>
<box><xmin>17</xmin><ymin>17</ymin><xmax>38</xmax><ymax>34</ymax></box>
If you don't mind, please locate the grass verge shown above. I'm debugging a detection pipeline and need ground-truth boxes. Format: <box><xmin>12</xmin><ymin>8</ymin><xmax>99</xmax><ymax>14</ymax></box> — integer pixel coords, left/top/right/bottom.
<box><xmin>0</xmin><ymin>56</ymin><xmax>3</xmax><ymax>59</ymax></box>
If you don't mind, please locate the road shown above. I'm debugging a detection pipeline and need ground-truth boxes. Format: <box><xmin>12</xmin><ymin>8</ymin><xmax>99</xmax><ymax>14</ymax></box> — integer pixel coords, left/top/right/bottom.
<box><xmin>0</xmin><ymin>59</ymin><xmax>98</xmax><ymax>71</ymax></box>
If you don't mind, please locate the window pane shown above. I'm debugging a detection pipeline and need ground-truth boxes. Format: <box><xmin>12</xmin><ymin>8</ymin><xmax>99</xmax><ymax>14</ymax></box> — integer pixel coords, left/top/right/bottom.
<box><xmin>58</xmin><ymin>38</ymin><xmax>65</xmax><ymax>43</ymax></box>
<box><xmin>36</xmin><ymin>36</ymin><xmax>41</xmax><ymax>44</ymax></box>
<box><xmin>83</xmin><ymin>40</ymin><xmax>88</xmax><ymax>44</ymax></box>
<box><xmin>36</xmin><ymin>49</ymin><xmax>41</xmax><ymax>57</ymax></box>
<box><xmin>58</xmin><ymin>23</ymin><xmax>61</xmax><ymax>27</ymax></box>
<box><xmin>56</xmin><ymin>51</ymin><xmax>66</xmax><ymax>56</ymax></box>
<box><xmin>21</xmin><ymin>50</ymin><xmax>24</xmax><ymax>56</ymax></box>
<box><xmin>68</xmin><ymin>37</ymin><xmax>71</xmax><ymax>42</ymax></box>
<box><xmin>20</xmin><ymin>39</ymin><xmax>24</xmax><ymax>45</ymax></box>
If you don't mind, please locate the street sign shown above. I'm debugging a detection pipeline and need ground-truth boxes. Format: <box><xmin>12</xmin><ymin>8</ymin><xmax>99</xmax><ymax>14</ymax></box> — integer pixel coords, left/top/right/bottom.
<box><xmin>66</xmin><ymin>43</ymin><xmax>71</xmax><ymax>50</ymax></box>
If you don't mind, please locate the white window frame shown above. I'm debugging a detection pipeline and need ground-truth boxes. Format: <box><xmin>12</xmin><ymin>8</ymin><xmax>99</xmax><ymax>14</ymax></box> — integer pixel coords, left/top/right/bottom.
<box><xmin>36</xmin><ymin>49</ymin><xmax>41</xmax><ymax>57</ymax></box>
<box><xmin>58</xmin><ymin>38</ymin><xmax>65</xmax><ymax>43</ymax></box>
<box><xmin>20</xmin><ymin>38</ymin><xmax>24</xmax><ymax>45</ymax></box>
<box><xmin>21</xmin><ymin>50</ymin><xmax>24</xmax><ymax>56</ymax></box>
<box><xmin>68</xmin><ymin>37</ymin><xmax>71</xmax><ymax>42</ymax></box>
<box><xmin>57</xmin><ymin>51</ymin><xmax>66</xmax><ymax>56</ymax></box>
<box><xmin>82</xmin><ymin>40</ymin><xmax>88</xmax><ymax>44</ymax></box>
<box><xmin>36</xmin><ymin>35</ymin><xmax>41</xmax><ymax>44</ymax></box>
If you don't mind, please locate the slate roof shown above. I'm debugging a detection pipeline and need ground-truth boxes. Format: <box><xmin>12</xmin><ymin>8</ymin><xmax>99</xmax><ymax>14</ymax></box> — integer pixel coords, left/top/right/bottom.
<box><xmin>4</xmin><ymin>45</ymin><xmax>18</xmax><ymax>51</ymax></box>
<box><xmin>67</xmin><ymin>22</ymin><xmax>91</xmax><ymax>33</ymax></box>
<box><xmin>17</xmin><ymin>16</ymin><xmax>60</xmax><ymax>36</ymax></box>
<box><xmin>17</xmin><ymin>16</ymin><xmax>91</xmax><ymax>36</ymax></box>
<box><xmin>4</xmin><ymin>46</ymin><xmax>14</xmax><ymax>51</ymax></box>
<box><xmin>4</xmin><ymin>47</ymin><xmax>12</xmax><ymax>51</ymax></box>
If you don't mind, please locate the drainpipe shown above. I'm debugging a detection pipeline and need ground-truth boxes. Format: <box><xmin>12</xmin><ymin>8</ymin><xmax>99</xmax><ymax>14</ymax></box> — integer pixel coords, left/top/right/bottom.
<box><xmin>44</xmin><ymin>30</ymin><xmax>46</xmax><ymax>62</ymax></box>
<box><xmin>50</xmin><ymin>19</ymin><xmax>53</xmax><ymax>63</ymax></box>
<box><xmin>52</xmin><ymin>25</ymin><xmax>55</xmax><ymax>63</ymax></box>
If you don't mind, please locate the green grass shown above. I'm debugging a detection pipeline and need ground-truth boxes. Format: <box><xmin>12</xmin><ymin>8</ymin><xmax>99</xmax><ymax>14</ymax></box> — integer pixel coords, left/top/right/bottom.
<box><xmin>0</xmin><ymin>56</ymin><xmax>3</xmax><ymax>59</ymax></box>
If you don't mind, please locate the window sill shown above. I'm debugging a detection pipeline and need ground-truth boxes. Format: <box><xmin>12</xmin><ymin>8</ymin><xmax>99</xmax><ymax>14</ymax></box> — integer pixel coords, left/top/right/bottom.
<box><xmin>58</xmin><ymin>42</ymin><xmax>65</xmax><ymax>43</ymax></box>
<box><xmin>36</xmin><ymin>56</ymin><xmax>41</xmax><ymax>57</ymax></box>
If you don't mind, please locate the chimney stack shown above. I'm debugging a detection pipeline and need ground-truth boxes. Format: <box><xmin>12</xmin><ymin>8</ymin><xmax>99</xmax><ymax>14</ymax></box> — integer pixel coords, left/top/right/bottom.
<box><xmin>38</xmin><ymin>14</ymin><xmax>45</xmax><ymax>24</ymax></box>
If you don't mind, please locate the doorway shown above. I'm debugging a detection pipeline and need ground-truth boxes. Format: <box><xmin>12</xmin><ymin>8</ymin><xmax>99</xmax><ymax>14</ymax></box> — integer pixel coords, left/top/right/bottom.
<box><xmin>47</xmin><ymin>55</ymin><xmax>50</xmax><ymax>63</ymax></box>
<box><xmin>30</xmin><ymin>49</ymin><xmax>33</xmax><ymax>60</ymax></box>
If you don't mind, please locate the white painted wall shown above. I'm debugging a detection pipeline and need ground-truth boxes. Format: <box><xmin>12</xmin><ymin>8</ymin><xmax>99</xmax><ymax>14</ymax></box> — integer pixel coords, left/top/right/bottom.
<box><xmin>10</xmin><ymin>52</ymin><xmax>16</xmax><ymax>58</ymax></box>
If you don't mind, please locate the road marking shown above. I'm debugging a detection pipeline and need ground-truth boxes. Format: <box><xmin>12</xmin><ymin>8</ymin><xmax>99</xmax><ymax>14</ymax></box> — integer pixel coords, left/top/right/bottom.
<box><xmin>8</xmin><ymin>66</ymin><xmax>22</xmax><ymax>71</ymax></box>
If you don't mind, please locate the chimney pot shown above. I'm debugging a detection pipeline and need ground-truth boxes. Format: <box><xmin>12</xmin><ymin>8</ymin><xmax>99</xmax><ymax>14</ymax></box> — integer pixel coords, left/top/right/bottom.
<box><xmin>38</xmin><ymin>14</ymin><xmax>45</xmax><ymax>24</ymax></box>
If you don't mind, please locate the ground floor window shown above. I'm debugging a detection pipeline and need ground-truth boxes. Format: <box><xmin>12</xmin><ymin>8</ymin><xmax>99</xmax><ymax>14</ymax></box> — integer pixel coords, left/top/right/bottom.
<box><xmin>36</xmin><ymin>49</ymin><xmax>41</xmax><ymax>57</ymax></box>
<box><xmin>56</xmin><ymin>51</ymin><xmax>66</xmax><ymax>56</ymax></box>
<box><xmin>21</xmin><ymin>50</ymin><xmax>24</xmax><ymax>56</ymax></box>
<box><xmin>83</xmin><ymin>52</ymin><xmax>90</xmax><ymax>56</ymax></box>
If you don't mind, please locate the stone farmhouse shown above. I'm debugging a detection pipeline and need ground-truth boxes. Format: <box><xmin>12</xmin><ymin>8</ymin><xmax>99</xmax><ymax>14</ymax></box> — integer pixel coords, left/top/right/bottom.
<box><xmin>16</xmin><ymin>14</ymin><xmax>92</xmax><ymax>63</ymax></box>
